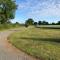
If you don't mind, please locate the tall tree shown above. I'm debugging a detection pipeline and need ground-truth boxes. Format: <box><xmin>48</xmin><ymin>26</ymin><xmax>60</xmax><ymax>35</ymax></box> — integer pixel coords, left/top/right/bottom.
<box><xmin>25</xmin><ymin>18</ymin><xmax>34</xmax><ymax>25</ymax></box>
<box><xmin>38</xmin><ymin>21</ymin><xmax>42</xmax><ymax>25</ymax></box>
<box><xmin>0</xmin><ymin>0</ymin><xmax>17</xmax><ymax>24</ymax></box>
<box><xmin>34</xmin><ymin>22</ymin><xmax>37</xmax><ymax>26</ymax></box>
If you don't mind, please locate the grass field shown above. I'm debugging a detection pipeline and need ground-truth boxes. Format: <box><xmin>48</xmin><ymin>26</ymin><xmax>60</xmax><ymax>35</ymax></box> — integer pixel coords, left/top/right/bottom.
<box><xmin>37</xmin><ymin>25</ymin><xmax>60</xmax><ymax>29</ymax></box>
<box><xmin>0</xmin><ymin>24</ymin><xmax>21</xmax><ymax>31</ymax></box>
<box><xmin>9</xmin><ymin>27</ymin><xmax>60</xmax><ymax>60</ymax></box>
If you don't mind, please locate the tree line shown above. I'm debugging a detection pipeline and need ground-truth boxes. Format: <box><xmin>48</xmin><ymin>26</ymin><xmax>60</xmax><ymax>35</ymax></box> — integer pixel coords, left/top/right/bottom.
<box><xmin>25</xmin><ymin>18</ymin><xmax>60</xmax><ymax>27</ymax></box>
<box><xmin>0</xmin><ymin>0</ymin><xmax>60</xmax><ymax>26</ymax></box>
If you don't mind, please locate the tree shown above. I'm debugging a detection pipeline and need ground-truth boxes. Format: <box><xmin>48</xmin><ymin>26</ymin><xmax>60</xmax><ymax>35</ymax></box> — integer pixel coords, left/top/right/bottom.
<box><xmin>34</xmin><ymin>22</ymin><xmax>37</xmax><ymax>26</ymax></box>
<box><xmin>0</xmin><ymin>0</ymin><xmax>17</xmax><ymax>24</ymax></box>
<box><xmin>56</xmin><ymin>21</ymin><xmax>60</xmax><ymax>25</ymax></box>
<box><xmin>25</xmin><ymin>24</ymin><xmax>29</xmax><ymax>27</ymax></box>
<box><xmin>51</xmin><ymin>22</ymin><xmax>56</xmax><ymax>25</ymax></box>
<box><xmin>38</xmin><ymin>21</ymin><xmax>42</xmax><ymax>25</ymax></box>
<box><xmin>42</xmin><ymin>21</ymin><xmax>49</xmax><ymax>25</ymax></box>
<box><xmin>15</xmin><ymin>22</ymin><xmax>20</xmax><ymax>25</ymax></box>
<box><xmin>25</xmin><ymin>18</ymin><xmax>34</xmax><ymax>25</ymax></box>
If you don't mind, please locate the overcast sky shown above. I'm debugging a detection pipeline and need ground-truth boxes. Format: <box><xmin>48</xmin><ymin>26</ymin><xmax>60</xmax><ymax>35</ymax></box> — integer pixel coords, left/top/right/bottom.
<box><xmin>12</xmin><ymin>0</ymin><xmax>60</xmax><ymax>23</ymax></box>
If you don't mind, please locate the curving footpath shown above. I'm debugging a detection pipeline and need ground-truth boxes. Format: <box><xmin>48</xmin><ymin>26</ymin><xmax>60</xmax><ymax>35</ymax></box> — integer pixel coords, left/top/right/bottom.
<box><xmin>0</xmin><ymin>29</ymin><xmax>39</xmax><ymax>60</ymax></box>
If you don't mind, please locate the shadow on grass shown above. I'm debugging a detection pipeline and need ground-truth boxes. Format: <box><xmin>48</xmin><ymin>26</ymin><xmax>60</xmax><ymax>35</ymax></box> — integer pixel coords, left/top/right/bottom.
<box><xmin>20</xmin><ymin>37</ymin><xmax>60</xmax><ymax>43</ymax></box>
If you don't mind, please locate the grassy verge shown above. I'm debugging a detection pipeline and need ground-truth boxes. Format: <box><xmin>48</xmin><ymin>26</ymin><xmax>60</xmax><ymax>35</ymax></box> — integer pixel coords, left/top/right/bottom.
<box><xmin>0</xmin><ymin>24</ymin><xmax>21</xmax><ymax>31</ymax></box>
<box><xmin>9</xmin><ymin>27</ymin><xmax>60</xmax><ymax>60</ymax></box>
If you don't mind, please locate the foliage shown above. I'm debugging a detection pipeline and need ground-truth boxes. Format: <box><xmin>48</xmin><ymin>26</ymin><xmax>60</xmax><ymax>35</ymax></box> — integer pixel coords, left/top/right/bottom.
<box><xmin>34</xmin><ymin>22</ymin><xmax>37</xmax><ymax>26</ymax></box>
<box><xmin>51</xmin><ymin>22</ymin><xmax>56</xmax><ymax>25</ymax></box>
<box><xmin>0</xmin><ymin>0</ymin><xmax>17</xmax><ymax>24</ymax></box>
<box><xmin>14</xmin><ymin>22</ymin><xmax>20</xmax><ymax>25</ymax></box>
<box><xmin>38</xmin><ymin>21</ymin><xmax>49</xmax><ymax>25</ymax></box>
<box><xmin>56</xmin><ymin>21</ymin><xmax>60</xmax><ymax>25</ymax></box>
<box><xmin>25</xmin><ymin>18</ymin><xmax>34</xmax><ymax>25</ymax></box>
<box><xmin>42</xmin><ymin>21</ymin><xmax>49</xmax><ymax>25</ymax></box>
<box><xmin>25</xmin><ymin>24</ymin><xmax>29</xmax><ymax>27</ymax></box>
<box><xmin>24</xmin><ymin>19</ymin><xmax>60</xmax><ymax>25</ymax></box>
<box><xmin>38</xmin><ymin>21</ymin><xmax>42</xmax><ymax>25</ymax></box>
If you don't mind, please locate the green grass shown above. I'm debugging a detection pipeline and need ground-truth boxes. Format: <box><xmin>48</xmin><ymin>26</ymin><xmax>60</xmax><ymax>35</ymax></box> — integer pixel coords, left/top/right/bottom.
<box><xmin>9</xmin><ymin>27</ymin><xmax>60</xmax><ymax>60</ymax></box>
<box><xmin>37</xmin><ymin>25</ymin><xmax>60</xmax><ymax>29</ymax></box>
<box><xmin>0</xmin><ymin>24</ymin><xmax>21</xmax><ymax>31</ymax></box>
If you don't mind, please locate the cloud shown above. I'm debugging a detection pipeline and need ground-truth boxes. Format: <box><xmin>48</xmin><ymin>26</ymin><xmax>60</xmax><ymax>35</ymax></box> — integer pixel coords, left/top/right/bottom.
<box><xmin>18</xmin><ymin>0</ymin><xmax>60</xmax><ymax>18</ymax></box>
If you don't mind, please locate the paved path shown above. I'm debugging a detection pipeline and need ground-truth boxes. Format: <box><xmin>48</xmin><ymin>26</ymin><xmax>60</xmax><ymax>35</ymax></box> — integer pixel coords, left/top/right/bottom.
<box><xmin>0</xmin><ymin>29</ymin><xmax>39</xmax><ymax>60</ymax></box>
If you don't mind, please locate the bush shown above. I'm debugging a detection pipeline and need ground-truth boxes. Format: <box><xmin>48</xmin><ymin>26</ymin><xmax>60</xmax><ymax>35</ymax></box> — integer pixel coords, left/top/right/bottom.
<box><xmin>25</xmin><ymin>24</ymin><xmax>29</xmax><ymax>27</ymax></box>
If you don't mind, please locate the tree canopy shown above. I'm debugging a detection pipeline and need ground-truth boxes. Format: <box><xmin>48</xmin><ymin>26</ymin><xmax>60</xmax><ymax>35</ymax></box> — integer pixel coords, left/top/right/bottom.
<box><xmin>25</xmin><ymin>18</ymin><xmax>34</xmax><ymax>25</ymax></box>
<box><xmin>0</xmin><ymin>0</ymin><xmax>17</xmax><ymax>24</ymax></box>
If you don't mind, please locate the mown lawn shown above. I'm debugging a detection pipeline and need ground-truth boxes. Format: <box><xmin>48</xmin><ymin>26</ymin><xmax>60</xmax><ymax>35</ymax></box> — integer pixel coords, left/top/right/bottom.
<box><xmin>9</xmin><ymin>27</ymin><xmax>60</xmax><ymax>60</ymax></box>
